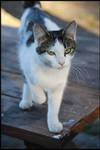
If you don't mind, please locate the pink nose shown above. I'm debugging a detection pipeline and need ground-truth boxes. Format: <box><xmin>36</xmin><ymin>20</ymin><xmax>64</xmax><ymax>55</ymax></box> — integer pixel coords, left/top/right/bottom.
<box><xmin>59</xmin><ymin>61</ymin><xmax>65</xmax><ymax>66</ymax></box>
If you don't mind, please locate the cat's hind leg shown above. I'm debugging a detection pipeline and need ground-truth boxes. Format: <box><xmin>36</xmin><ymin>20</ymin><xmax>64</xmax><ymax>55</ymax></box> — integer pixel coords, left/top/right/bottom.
<box><xmin>30</xmin><ymin>85</ymin><xmax>46</xmax><ymax>104</ymax></box>
<box><xmin>19</xmin><ymin>83</ymin><xmax>33</xmax><ymax>110</ymax></box>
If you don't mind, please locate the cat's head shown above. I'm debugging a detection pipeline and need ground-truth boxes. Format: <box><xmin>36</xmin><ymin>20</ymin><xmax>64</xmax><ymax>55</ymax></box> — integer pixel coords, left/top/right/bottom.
<box><xmin>33</xmin><ymin>21</ymin><xmax>77</xmax><ymax>69</ymax></box>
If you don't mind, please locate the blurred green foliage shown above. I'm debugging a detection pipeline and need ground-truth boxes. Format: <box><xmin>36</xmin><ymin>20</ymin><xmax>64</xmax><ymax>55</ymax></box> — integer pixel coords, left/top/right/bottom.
<box><xmin>82</xmin><ymin>118</ymin><xmax>100</xmax><ymax>136</ymax></box>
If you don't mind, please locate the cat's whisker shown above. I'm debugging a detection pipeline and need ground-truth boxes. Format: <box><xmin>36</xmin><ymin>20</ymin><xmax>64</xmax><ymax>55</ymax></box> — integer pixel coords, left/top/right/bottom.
<box><xmin>75</xmin><ymin>66</ymin><xmax>86</xmax><ymax>82</ymax></box>
<box><xmin>80</xmin><ymin>65</ymin><xmax>90</xmax><ymax>79</ymax></box>
<box><xmin>73</xmin><ymin>68</ymin><xmax>80</xmax><ymax>81</ymax></box>
<box><xmin>71</xmin><ymin>66</ymin><xmax>82</xmax><ymax>81</ymax></box>
<box><xmin>71</xmin><ymin>64</ymin><xmax>90</xmax><ymax>84</ymax></box>
<box><xmin>71</xmin><ymin>68</ymin><xmax>78</xmax><ymax>81</ymax></box>
<box><xmin>76</xmin><ymin>65</ymin><xmax>90</xmax><ymax>82</ymax></box>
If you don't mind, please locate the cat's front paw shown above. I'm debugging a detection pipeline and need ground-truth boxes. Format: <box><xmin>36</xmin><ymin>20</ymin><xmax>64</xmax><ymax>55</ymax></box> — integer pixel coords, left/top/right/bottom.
<box><xmin>19</xmin><ymin>100</ymin><xmax>33</xmax><ymax>110</ymax></box>
<box><xmin>48</xmin><ymin>121</ymin><xmax>63</xmax><ymax>133</ymax></box>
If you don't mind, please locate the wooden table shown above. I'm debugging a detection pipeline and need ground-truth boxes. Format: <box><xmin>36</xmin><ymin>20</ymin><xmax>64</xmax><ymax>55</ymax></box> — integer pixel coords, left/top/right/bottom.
<box><xmin>1</xmin><ymin>25</ymin><xmax>99</xmax><ymax>149</ymax></box>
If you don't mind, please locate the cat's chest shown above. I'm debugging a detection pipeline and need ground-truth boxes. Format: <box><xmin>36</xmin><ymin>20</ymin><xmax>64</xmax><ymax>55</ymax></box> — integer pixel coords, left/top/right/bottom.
<box><xmin>32</xmin><ymin>65</ymin><xmax>67</xmax><ymax>90</ymax></box>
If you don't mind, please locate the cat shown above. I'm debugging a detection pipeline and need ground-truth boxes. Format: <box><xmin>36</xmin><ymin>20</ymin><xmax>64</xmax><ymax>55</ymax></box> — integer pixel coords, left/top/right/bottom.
<box><xmin>18</xmin><ymin>1</ymin><xmax>77</xmax><ymax>133</ymax></box>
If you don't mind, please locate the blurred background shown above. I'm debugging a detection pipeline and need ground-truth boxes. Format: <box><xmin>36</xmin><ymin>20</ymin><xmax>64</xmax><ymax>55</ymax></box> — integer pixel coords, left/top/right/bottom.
<box><xmin>1</xmin><ymin>1</ymin><xmax>99</xmax><ymax>35</ymax></box>
<box><xmin>1</xmin><ymin>1</ymin><xmax>100</xmax><ymax>149</ymax></box>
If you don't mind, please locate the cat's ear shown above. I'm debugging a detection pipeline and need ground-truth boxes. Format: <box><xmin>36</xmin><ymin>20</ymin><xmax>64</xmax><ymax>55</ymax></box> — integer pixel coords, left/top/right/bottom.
<box><xmin>63</xmin><ymin>21</ymin><xmax>77</xmax><ymax>40</ymax></box>
<box><xmin>33</xmin><ymin>24</ymin><xmax>49</xmax><ymax>44</ymax></box>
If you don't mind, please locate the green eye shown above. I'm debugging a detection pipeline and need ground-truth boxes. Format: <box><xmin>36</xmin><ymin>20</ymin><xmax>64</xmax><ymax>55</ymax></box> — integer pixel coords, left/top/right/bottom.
<box><xmin>47</xmin><ymin>51</ymin><xmax>55</xmax><ymax>56</ymax></box>
<box><xmin>65</xmin><ymin>48</ymin><xmax>71</xmax><ymax>54</ymax></box>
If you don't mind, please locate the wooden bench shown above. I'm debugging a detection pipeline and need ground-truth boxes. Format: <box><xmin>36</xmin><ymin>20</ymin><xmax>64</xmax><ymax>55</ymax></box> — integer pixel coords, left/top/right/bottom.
<box><xmin>1</xmin><ymin>25</ymin><xmax>99</xmax><ymax>149</ymax></box>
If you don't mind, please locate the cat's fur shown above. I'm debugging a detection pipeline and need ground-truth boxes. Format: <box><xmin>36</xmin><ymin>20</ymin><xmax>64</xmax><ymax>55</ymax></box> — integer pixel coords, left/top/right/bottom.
<box><xmin>18</xmin><ymin>1</ymin><xmax>77</xmax><ymax>133</ymax></box>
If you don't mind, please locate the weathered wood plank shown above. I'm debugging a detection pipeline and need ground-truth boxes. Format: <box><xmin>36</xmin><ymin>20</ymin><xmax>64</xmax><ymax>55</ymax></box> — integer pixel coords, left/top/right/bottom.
<box><xmin>1</xmin><ymin>95</ymin><xmax>48</xmax><ymax>134</ymax></box>
<box><xmin>1</xmin><ymin>26</ymin><xmax>20</xmax><ymax>74</ymax></box>
<box><xmin>1</xmin><ymin>94</ymin><xmax>99</xmax><ymax>148</ymax></box>
<box><xmin>71</xmin><ymin>107</ymin><xmax>100</xmax><ymax>134</ymax></box>
<box><xmin>2</xmin><ymin>124</ymin><xmax>61</xmax><ymax>149</ymax></box>
<box><xmin>1</xmin><ymin>71</ymin><xmax>22</xmax><ymax>98</ymax></box>
<box><xmin>1</xmin><ymin>95</ymin><xmax>67</xmax><ymax>148</ymax></box>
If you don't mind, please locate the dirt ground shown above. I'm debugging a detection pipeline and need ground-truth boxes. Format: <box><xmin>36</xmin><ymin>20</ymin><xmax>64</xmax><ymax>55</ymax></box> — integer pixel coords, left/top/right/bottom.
<box><xmin>1</xmin><ymin>1</ymin><xmax>100</xmax><ymax>149</ymax></box>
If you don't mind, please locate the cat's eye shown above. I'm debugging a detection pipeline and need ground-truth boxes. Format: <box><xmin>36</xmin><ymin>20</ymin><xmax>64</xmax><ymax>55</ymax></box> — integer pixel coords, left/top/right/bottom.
<box><xmin>64</xmin><ymin>48</ymin><xmax>74</xmax><ymax>55</ymax></box>
<box><xmin>47</xmin><ymin>51</ymin><xmax>55</xmax><ymax>56</ymax></box>
<box><xmin>64</xmin><ymin>48</ymin><xmax>71</xmax><ymax>54</ymax></box>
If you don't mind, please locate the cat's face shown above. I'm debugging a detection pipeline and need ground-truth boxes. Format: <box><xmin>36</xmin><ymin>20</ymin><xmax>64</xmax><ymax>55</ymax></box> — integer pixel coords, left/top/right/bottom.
<box><xmin>33</xmin><ymin>21</ymin><xmax>77</xmax><ymax>69</ymax></box>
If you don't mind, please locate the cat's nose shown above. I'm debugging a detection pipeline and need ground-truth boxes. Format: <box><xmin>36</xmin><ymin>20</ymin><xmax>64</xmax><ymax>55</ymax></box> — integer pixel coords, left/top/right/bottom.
<box><xmin>58</xmin><ymin>61</ymin><xmax>65</xmax><ymax>66</ymax></box>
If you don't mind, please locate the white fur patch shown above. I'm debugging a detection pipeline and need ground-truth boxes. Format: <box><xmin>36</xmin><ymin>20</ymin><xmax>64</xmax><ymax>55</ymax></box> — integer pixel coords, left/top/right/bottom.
<box><xmin>44</xmin><ymin>18</ymin><xmax>60</xmax><ymax>31</ymax></box>
<box><xmin>34</xmin><ymin>4</ymin><xmax>42</xmax><ymax>10</ymax></box>
<box><xmin>52</xmin><ymin>134</ymin><xmax>62</xmax><ymax>139</ymax></box>
<box><xmin>19</xmin><ymin>8</ymin><xmax>30</xmax><ymax>32</ymax></box>
<box><xmin>53</xmin><ymin>39</ymin><xmax>65</xmax><ymax>63</ymax></box>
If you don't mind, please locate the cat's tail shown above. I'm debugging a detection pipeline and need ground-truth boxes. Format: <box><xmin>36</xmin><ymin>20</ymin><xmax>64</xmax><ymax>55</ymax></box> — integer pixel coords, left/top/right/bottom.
<box><xmin>22</xmin><ymin>1</ymin><xmax>41</xmax><ymax>9</ymax></box>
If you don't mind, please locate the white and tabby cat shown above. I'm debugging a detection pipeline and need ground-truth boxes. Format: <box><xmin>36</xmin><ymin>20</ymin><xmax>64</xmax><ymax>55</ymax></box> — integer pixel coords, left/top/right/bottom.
<box><xmin>18</xmin><ymin>1</ymin><xmax>77</xmax><ymax>133</ymax></box>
